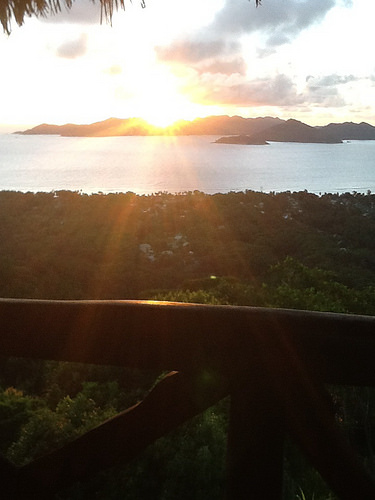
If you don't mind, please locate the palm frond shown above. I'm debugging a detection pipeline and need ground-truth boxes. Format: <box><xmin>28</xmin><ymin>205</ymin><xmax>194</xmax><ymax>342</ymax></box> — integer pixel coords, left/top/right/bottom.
<box><xmin>1</xmin><ymin>0</ymin><xmax>260</xmax><ymax>35</ymax></box>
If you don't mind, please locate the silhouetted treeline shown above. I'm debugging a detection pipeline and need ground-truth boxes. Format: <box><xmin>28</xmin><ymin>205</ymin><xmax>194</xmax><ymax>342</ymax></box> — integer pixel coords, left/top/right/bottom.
<box><xmin>2</xmin><ymin>189</ymin><xmax>375</xmax><ymax>302</ymax></box>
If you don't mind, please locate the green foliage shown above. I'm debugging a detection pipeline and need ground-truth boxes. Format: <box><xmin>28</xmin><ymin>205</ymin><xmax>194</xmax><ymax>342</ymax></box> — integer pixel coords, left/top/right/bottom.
<box><xmin>42</xmin><ymin>361</ymin><xmax>154</xmax><ymax>409</ymax></box>
<box><xmin>261</xmin><ymin>256</ymin><xmax>375</xmax><ymax>314</ymax></box>
<box><xmin>2</xmin><ymin>189</ymin><xmax>375</xmax><ymax>299</ymax></box>
<box><xmin>148</xmin><ymin>276</ymin><xmax>261</xmax><ymax>306</ymax></box>
<box><xmin>150</xmin><ymin>288</ymin><xmax>224</xmax><ymax>305</ymax></box>
<box><xmin>7</xmin><ymin>388</ymin><xmax>118</xmax><ymax>466</ymax></box>
<box><xmin>0</xmin><ymin>387</ymin><xmax>38</xmax><ymax>453</ymax></box>
<box><xmin>58</xmin><ymin>400</ymin><xmax>228</xmax><ymax>500</ymax></box>
<box><xmin>0</xmin><ymin>359</ymin><xmax>159</xmax><ymax>470</ymax></box>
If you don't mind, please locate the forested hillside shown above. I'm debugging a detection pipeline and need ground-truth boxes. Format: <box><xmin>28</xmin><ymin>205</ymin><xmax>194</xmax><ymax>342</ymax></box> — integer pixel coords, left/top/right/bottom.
<box><xmin>2</xmin><ymin>189</ymin><xmax>375</xmax><ymax>307</ymax></box>
<box><xmin>1</xmin><ymin>189</ymin><xmax>375</xmax><ymax>499</ymax></box>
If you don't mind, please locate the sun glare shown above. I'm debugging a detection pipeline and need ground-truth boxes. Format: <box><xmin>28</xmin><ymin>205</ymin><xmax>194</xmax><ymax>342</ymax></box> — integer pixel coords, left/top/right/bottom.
<box><xmin>138</xmin><ymin>89</ymin><xmax>215</xmax><ymax>130</ymax></box>
<box><xmin>129</xmin><ymin>67</ymin><xmax>201</xmax><ymax>129</ymax></box>
<box><xmin>141</xmin><ymin>98</ymin><xmax>196</xmax><ymax>129</ymax></box>
<box><xmin>142</xmin><ymin>103</ymin><xmax>183</xmax><ymax>129</ymax></box>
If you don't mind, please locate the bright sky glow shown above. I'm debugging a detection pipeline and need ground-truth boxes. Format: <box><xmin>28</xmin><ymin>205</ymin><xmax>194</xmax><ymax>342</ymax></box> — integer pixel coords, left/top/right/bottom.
<box><xmin>1</xmin><ymin>0</ymin><xmax>374</xmax><ymax>132</ymax></box>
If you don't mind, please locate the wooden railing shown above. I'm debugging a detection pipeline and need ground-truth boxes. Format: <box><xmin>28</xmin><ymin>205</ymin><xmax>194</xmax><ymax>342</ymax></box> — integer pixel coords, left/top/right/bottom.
<box><xmin>1</xmin><ymin>298</ymin><xmax>375</xmax><ymax>499</ymax></box>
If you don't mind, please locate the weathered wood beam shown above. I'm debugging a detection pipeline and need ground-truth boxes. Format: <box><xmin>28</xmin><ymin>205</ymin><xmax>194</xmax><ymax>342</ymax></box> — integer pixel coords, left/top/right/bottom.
<box><xmin>226</xmin><ymin>372</ymin><xmax>285</xmax><ymax>499</ymax></box>
<box><xmin>1</xmin><ymin>299</ymin><xmax>375</xmax><ymax>385</ymax></box>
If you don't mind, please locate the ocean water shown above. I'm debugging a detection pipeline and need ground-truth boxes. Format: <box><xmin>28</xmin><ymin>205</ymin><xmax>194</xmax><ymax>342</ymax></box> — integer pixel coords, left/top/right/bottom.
<box><xmin>0</xmin><ymin>134</ymin><xmax>375</xmax><ymax>195</ymax></box>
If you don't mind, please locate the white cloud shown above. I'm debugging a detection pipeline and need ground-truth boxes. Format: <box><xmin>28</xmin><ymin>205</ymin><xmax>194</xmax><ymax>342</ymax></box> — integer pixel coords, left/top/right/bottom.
<box><xmin>155</xmin><ymin>0</ymin><xmax>344</xmax><ymax>86</ymax></box>
<box><xmin>185</xmin><ymin>73</ymin><xmax>302</xmax><ymax>107</ymax></box>
<box><xmin>217</xmin><ymin>0</ymin><xmax>337</xmax><ymax>37</ymax></box>
<box><xmin>56</xmin><ymin>33</ymin><xmax>88</xmax><ymax>59</ymax></box>
<box><xmin>197</xmin><ymin>58</ymin><xmax>247</xmax><ymax>76</ymax></box>
<box><xmin>306</xmin><ymin>74</ymin><xmax>358</xmax><ymax>88</ymax></box>
<box><xmin>156</xmin><ymin>39</ymin><xmax>241</xmax><ymax>64</ymax></box>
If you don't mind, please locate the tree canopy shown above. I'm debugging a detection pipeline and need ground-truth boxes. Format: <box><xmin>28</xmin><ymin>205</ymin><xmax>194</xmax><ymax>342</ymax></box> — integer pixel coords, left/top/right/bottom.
<box><xmin>1</xmin><ymin>0</ymin><xmax>261</xmax><ymax>35</ymax></box>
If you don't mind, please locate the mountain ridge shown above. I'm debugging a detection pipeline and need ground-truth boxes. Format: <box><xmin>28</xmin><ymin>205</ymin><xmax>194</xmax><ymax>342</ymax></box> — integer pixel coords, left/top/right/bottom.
<box><xmin>16</xmin><ymin>116</ymin><xmax>375</xmax><ymax>143</ymax></box>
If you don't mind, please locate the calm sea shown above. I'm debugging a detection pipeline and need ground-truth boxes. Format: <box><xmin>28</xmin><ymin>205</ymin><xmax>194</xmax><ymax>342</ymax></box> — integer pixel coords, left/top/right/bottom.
<box><xmin>1</xmin><ymin>134</ymin><xmax>375</xmax><ymax>195</ymax></box>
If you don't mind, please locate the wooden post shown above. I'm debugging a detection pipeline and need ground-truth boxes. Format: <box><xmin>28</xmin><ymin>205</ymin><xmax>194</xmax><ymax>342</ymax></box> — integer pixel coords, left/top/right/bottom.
<box><xmin>226</xmin><ymin>375</ymin><xmax>285</xmax><ymax>499</ymax></box>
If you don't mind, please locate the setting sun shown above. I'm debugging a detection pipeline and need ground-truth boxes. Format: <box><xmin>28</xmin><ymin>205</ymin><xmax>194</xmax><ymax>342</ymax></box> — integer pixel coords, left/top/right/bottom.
<box><xmin>140</xmin><ymin>97</ymin><xmax>201</xmax><ymax>129</ymax></box>
<box><xmin>128</xmin><ymin>68</ymin><xmax>200</xmax><ymax>129</ymax></box>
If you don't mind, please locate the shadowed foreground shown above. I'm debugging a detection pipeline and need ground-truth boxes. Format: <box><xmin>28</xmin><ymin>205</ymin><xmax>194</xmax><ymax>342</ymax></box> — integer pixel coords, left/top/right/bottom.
<box><xmin>0</xmin><ymin>299</ymin><xmax>375</xmax><ymax>498</ymax></box>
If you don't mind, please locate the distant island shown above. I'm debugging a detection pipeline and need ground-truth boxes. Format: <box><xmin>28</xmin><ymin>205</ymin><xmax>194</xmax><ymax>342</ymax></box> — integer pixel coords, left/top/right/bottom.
<box><xmin>214</xmin><ymin>135</ymin><xmax>269</xmax><ymax>145</ymax></box>
<box><xmin>15</xmin><ymin>116</ymin><xmax>375</xmax><ymax>144</ymax></box>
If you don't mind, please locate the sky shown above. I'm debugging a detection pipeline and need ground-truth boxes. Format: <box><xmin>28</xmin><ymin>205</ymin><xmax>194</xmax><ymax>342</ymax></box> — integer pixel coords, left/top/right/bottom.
<box><xmin>1</xmin><ymin>0</ymin><xmax>374</xmax><ymax>133</ymax></box>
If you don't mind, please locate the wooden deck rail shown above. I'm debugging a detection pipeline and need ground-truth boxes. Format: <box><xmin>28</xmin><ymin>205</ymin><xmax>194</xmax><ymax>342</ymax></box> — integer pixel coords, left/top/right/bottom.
<box><xmin>1</xmin><ymin>298</ymin><xmax>375</xmax><ymax>498</ymax></box>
